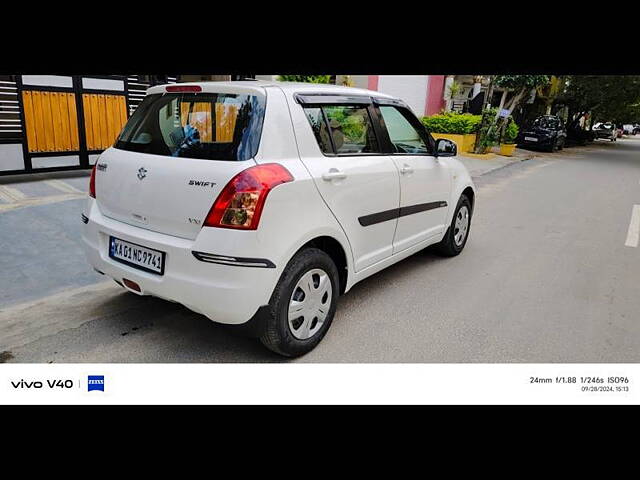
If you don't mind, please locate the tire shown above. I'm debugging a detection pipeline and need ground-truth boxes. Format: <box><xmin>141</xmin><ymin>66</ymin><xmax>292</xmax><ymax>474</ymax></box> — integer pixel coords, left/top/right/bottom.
<box><xmin>260</xmin><ymin>248</ymin><xmax>339</xmax><ymax>357</ymax></box>
<box><xmin>545</xmin><ymin>139</ymin><xmax>556</xmax><ymax>152</ymax></box>
<box><xmin>434</xmin><ymin>194</ymin><xmax>473</xmax><ymax>257</ymax></box>
<box><xmin>557</xmin><ymin>138</ymin><xmax>564</xmax><ymax>150</ymax></box>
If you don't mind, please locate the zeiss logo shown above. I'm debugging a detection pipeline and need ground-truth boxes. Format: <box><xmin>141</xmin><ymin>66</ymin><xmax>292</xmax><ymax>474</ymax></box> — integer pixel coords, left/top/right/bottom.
<box><xmin>88</xmin><ymin>375</ymin><xmax>105</xmax><ymax>392</ymax></box>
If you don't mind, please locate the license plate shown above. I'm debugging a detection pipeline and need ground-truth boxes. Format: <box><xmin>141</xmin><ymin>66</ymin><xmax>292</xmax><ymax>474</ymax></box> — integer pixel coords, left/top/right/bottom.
<box><xmin>524</xmin><ymin>136</ymin><xmax>538</xmax><ymax>142</ymax></box>
<box><xmin>109</xmin><ymin>236</ymin><xmax>165</xmax><ymax>275</ymax></box>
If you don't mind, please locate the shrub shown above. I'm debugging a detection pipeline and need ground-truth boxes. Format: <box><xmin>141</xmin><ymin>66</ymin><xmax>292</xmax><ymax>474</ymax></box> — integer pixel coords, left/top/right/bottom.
<box><xmin>422</xmin><ymin>112</ymin><xmax>482</xmax><ymax>135</ymax></box>
<box><xmin>503</xmin><ymin>118</ymin><xmax>519</xmax><ymax>144</ymax></box>
<box><xmin>475</xmin><ymin>108</ymin><xmax>499</xmax><ymax>153</ymax></box>
<box><xmin>277</xmin><ymin>75</ymin><xmax>332</xmax><ymax>84</ymax></box>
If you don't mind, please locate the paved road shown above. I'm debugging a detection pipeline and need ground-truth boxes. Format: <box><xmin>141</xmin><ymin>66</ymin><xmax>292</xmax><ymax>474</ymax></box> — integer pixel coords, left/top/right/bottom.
<box><xmin>0</xmin><ymin>172</ymin><xmax>102</xmax><ymax>307</ymax></box>
<box><xmin>2</xmin><ymin>139</ymin><xmax>640</xmax><ymax>363</ymax></box>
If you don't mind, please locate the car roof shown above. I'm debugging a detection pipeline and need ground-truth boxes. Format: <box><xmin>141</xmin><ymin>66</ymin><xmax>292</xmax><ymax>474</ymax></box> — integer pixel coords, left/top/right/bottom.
<box><xmin>147</xmin><ymin>80</ymin><xmax>395</xmax><ymax>100</ymax></box>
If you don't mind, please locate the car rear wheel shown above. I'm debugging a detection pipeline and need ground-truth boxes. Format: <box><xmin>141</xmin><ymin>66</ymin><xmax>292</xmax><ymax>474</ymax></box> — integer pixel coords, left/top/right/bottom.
<box><xmin>434</xmin><ymin>194</ymin><xmax>472</xmax><ymax>257</ymax></box>
<box><xmin>260</xmin><ymin>248</ymin><xmax>339</xmax><ymax>357</ymax></box>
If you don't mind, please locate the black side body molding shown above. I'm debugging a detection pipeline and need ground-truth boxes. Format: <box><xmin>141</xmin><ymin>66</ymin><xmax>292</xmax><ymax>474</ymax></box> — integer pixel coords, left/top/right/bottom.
<box><xmin>358</xmin><ymin>201</ymin><xmax>448</xmax><ymax>227</ymax></box>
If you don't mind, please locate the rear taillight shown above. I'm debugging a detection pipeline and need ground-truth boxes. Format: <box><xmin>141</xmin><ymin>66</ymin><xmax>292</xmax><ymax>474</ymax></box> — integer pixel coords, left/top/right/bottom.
<box><xmin>89</xmin><ymin>164</ymin><xmax>97</xmax><ymax>198</ymax></box>
<box><xmin>204</xmin><ymin>163</ymin><xmax>293</xmax><ymax>230</ymax></box>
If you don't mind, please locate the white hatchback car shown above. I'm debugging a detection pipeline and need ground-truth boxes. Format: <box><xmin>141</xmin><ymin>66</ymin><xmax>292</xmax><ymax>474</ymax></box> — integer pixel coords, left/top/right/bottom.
<box><xmin>82</xmin><ymin>81</ymin><xmax>476</xmax><ymax>357</ymax></box>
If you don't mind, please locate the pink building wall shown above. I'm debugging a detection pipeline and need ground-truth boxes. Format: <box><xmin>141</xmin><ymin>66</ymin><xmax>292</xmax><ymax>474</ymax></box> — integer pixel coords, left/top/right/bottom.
<box><xmin>367</xmin><ymin>75</ymin><xmax>379</xmax><ymax>91</ymax></box>
<box><xmin>425</xmin><ymin>75</ymin><xmax>445</xmax><ymax>116</ymax></box>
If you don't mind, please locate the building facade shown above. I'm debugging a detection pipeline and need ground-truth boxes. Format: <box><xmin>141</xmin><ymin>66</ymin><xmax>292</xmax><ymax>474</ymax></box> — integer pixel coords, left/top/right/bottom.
<box><xmin>335</xmin><ymin>75</ymin><xmax>447</xmax><ymax>117</ymax></box>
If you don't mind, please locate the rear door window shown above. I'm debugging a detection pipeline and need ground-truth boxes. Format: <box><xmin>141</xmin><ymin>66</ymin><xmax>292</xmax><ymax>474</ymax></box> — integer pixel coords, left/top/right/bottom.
<box><xmin>303</xmin><ymin>105</ymin><xmax>380</xmax><ymax>155</ymax></box>
<box><xmin>303</xmin><ymin>107</ymin><xmax>334</xmax><ymax>154</ymax></box>
<box><xmin>115</xmin><ymin>92</ymin><xmax>266</xmax><ymax>161</ymax></box>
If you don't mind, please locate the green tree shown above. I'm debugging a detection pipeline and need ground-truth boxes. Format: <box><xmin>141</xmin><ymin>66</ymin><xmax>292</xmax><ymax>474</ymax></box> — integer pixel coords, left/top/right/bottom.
<box><xmin>556</xmin><ymin>76</ymin><xmax>640</xmax><ymax>129</ymax></box>
<box><xmin>474</xmin><ymin>75</ymin><xmax>550</xmax><ymax>152</ymax></box>
<box><xmin>537</xmin><ymin>76</ymin><xmax>566</xmax><ymax>115</ymax></box>
<box><xmin>277</xmin><ymin>75</ymin><xmax>332</xmax><ymax>84</ymax></box>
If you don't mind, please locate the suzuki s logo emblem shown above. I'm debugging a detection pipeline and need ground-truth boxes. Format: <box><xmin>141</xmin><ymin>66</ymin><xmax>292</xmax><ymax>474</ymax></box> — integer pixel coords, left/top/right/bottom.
<box><xmin>137</xmin><ymin>167</ymin><xmax>147</xmax><ymax>180</ymax></box>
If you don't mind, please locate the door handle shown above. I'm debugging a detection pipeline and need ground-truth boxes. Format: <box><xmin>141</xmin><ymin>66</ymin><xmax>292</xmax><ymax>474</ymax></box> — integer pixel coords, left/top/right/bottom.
<box><xmin>322</xmin><ymin>168</ymin><xmax>347</xmax><ymax>181</ymax></box>
<box><xmin>400</xmin><ymin>164</ymin><xmax>414</xmax><ymax>175</ymax></box>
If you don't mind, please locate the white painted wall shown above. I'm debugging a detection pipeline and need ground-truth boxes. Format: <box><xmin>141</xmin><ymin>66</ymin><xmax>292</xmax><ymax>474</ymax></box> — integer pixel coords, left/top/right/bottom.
<box><xmin>255</xmin><ymin>75</ymin><xmax>279</xmax><ymax>81</ymax></box>
<box><xmin>82</xmin><ymin>78</ymin><xmax>124</xmax><ymax>91</ymax></box>
<box><xmin>377</xmin><ymin>75</ymin><xmax>429</xmax><ymax>117</ymax></box>
<box><xmin>31</xmin><ymin>155</ymin><xmax>79</xmax><ymax>169</ymax></box>
<box><xmin>0</xmin><ymin>144</ymin><xmax>24</xmax><ymax>171</ymax></box>
<box><xmin>21</xmin><ymin>75</ymin><xmax>73</xmax><ymax>88</ymax></box>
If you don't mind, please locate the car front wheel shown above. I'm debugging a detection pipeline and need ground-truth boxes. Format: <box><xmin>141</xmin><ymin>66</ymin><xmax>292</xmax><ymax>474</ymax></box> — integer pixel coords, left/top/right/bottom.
<box><xmin>260</xmin><ymin>248</ymin><xmax>339</xmax><ymax>357</ymax></box>
<box><xmin>434</xmin><ymin>194</ymin><xmax>472</xmax><ymax>257</ymax></box>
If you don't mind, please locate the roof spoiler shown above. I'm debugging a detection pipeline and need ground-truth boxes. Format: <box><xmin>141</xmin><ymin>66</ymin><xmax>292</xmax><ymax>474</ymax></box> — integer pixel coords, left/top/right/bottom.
<box><xmin>294</xmin><ymin>93</ymin><xmax>408</xmax><ymax>108</ymax></box>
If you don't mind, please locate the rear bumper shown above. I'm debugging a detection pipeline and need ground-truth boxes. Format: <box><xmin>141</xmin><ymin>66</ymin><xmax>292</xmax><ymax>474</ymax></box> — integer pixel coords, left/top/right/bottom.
<box><xmin>81</xmin><ymin>200</ymin><xmax>279</xmax><ymax>325</ymax></box>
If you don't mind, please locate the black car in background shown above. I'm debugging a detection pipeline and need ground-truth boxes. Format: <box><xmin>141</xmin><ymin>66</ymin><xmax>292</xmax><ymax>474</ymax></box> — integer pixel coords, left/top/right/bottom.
<box><xmin>517</xmin><ymin>115</ymin><xmax>567</xmax><ymax>152</ymax></box>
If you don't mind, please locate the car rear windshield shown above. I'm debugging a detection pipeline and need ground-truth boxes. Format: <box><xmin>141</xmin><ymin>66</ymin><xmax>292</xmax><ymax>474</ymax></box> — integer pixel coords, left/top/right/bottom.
<box><xmin>533</xmin><ymin>117</ymin><xmax>558</xmax><ymax>129</ymax></box>
<box><xmin>114</xmin><ymin>92</ymin><xmax>266</xmax><ymax>161</ymax></box>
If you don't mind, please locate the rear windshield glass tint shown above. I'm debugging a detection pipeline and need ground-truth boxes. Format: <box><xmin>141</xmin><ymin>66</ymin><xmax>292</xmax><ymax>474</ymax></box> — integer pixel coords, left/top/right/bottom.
<box><xmin>533</xmin><ymin>117</ymin><xmax>558</xmax><ymax>129</ymax></box>
<box><xmin>114</xmin><ymin>92</ymin><xmax>266</xmax><ymax>161</ymax></box>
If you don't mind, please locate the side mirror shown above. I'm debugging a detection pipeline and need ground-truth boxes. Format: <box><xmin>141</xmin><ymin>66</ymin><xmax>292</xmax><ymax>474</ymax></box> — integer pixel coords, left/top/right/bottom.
<box><xmin>435</xmin><ymin>138</ymin><xmax>457</xmax><ymax>157</ymax></box>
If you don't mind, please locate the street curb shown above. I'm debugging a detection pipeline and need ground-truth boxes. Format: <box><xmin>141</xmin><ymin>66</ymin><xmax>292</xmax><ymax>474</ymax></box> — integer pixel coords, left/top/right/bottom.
<box><xmin>466</xmin><ymin>152</ymin><xmax>537</xmax><ymax>179</ymax></box>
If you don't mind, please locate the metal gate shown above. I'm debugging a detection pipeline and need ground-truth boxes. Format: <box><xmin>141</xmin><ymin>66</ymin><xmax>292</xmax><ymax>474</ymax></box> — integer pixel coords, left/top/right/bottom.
<box><xmin>0</xmin><ymin>75</ymin><xmax>176</xmax><ymax>176</ymax></box>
